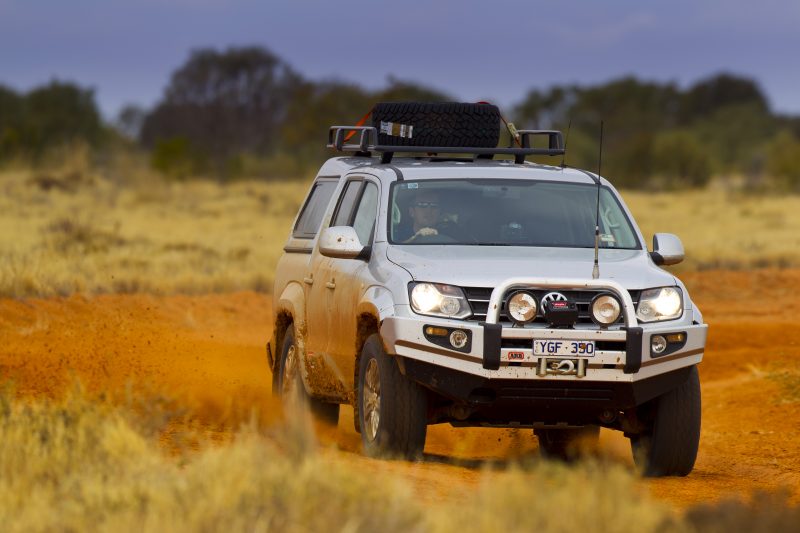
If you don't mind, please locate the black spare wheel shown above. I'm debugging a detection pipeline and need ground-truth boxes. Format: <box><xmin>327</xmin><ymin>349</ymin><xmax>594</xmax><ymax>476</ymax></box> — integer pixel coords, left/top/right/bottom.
<box><xmin>371</xmin><ymin>102</ymin><xmax>501</xmax><ymax>148</ymax></box>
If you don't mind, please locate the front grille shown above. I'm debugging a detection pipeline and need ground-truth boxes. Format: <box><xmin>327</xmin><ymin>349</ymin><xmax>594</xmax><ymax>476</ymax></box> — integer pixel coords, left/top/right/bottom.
<box><xmin>463</xmin><ymin>286</ymin><xmax>640</xmax><ymax>325</ymax></box>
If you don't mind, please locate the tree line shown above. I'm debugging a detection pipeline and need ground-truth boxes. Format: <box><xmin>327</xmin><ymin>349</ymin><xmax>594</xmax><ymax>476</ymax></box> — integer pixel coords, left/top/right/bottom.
<box><xmin>2</xmin><ymin>45</ymin><xmax>800</xmax><ymax>188</ymax></box>
<box><xmin>0</xmin><ymin>82</ymin><xmax>104</xmax><ymax>160</ymax></box>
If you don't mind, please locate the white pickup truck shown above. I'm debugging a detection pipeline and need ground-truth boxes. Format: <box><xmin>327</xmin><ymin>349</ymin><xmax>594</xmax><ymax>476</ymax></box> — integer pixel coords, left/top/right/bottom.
<box><xmin>268</xmin><ymin>102</ymin><xmax>707</xmax><ymax>476</ymax></box>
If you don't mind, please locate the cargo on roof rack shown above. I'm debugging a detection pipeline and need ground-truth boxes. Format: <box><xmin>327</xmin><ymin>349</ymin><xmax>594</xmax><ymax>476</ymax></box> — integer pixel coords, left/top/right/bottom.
<box><xmin>327</xmin><ymin>126</ymin><xmax>565</xmax><ymax>165</ymax></box>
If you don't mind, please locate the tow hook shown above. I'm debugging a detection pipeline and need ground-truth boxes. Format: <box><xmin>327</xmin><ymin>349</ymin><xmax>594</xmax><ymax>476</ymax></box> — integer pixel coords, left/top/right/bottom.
<box><xmin>536</xmin><ymin>357</ymin><xmax>587</xmax><ymax>378</ymax></box>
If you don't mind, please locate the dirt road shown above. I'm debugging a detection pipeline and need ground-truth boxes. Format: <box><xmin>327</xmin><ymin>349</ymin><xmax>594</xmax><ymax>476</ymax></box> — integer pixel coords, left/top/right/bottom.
<box><xmin>1</xmin><ymin>270</ymin><xmax>799</xmax><ymax>508</ymax></box>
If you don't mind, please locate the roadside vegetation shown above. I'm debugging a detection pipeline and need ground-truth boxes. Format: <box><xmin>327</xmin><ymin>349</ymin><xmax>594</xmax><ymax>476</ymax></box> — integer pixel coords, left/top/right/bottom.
<box><xmin>1</xmin><ymin>387</ymin><xmax>798</xmax><ymax>532</ymax></box>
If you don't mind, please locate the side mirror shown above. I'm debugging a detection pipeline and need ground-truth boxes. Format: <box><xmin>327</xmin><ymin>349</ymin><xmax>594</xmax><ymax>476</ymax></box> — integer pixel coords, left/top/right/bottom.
<box><xmin>650</xmin><ymin>233</ymin><xmax>684</xmax><ymax>266</ymax></box>
<box><xmin>319</xmin><ymin>226</ymin><xmax>366</xmax><ymax>259</ymax></box>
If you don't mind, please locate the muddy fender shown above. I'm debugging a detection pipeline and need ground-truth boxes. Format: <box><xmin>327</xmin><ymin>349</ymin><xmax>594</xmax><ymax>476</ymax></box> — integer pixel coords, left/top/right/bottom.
<box><xmin>357</xmin><ymin>286</ymin><xmax>395</xmax><ymax>322</ymax></box>
<box><xmin>276</xmin><ymin>282</ymin><xmax>308</xmax><ymax>374</ymax></box>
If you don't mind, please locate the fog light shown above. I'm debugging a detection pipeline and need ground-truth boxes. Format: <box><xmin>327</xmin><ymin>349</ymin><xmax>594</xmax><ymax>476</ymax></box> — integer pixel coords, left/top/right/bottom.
<box><xmin>450</xmin><ymin>329</ymin><xmax>468</xmax><ymax>349</ymax></box>
<box><xmin>651</xmin><ymin>335</ymin><xmax>667</xmax><ymax>354</ymax></box>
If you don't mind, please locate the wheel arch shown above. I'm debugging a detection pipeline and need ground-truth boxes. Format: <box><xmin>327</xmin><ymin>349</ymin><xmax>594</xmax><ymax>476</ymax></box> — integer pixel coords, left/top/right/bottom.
<box><xmin>273</xmin><ymin>282</ymin><xmax>307</xmax><ymax>371</ymax></box>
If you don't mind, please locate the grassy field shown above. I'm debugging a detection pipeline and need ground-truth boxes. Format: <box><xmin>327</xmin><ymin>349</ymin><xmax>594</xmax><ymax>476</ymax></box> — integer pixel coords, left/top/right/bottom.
<box><xmin>3</xmin><ymin>166</ymin><xmax>800</xmax><ymax>530</ymax></box>
<box><xmin>0</xmin><ymin>387</ymin><xmax>679</xmax><ymax>533</ymax></box>
<box><xmin>2</xmin><ymin>388</ymin><xmax>798</xmax><ymax>533</ymax></box>
<box><xmin>0</xmin><ymin>169</ymin><xmax>308</xmax><ymax>296</ymax></box>
<box><xmin>625</xmin><ymin>187</ymin><xmax>800</xmax><ymax>270</ymax></box>
<box><xmin>2</xmin><ymin>167</ymin><xmax>800</xmax><ymax>297</ymax></box>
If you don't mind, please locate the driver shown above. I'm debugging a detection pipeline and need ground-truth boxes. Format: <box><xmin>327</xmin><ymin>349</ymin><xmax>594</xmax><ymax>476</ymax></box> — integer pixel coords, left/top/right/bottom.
<box><xmin>404</xmin><ymin>190</ymin><xmax>441</xmax><ymax>242</ymax></box>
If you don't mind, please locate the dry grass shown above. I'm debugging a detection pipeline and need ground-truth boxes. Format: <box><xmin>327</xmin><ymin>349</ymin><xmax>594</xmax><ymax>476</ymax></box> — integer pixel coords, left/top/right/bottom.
<box><xmin>3</xmin><ymin>166</ymin><xmax>800</xmax><ymax>298</ymax></box>
<box><xmin>624</xmin><ymin>188</ymin><xmax>800</xmax><ymax>270</ymax></box>
<box><xmin>0</xmin><ymin>169</ymin><xmax>308</xmax><ymax>297</ymax></box>
<box><xmin>4</xmin><ymin>386</ymin><xmax>798</xmax><ymax>531</ymax></box>
<box><xmin>0</xmin><ymin>387</ymin><xmax>682</xmax><ymax>533</ymax></box>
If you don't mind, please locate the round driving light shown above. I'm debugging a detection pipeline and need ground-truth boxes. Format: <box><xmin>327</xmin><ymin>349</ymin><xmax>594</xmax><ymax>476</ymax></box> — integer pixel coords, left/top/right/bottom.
<box><xmin>507</xmin><ymin>291</ymin><xmax>538</xmax><ymax>323</ymax></box>
<box><xmin>450</xmin><ymin>329</ymin><xmax>468</xmax><ymax>349</ymax></box>
<box><xmin>590</xmin><ymin>294</ymin><xmax>621</xmax><ymax>326</ymax></box>
<box><xmin>440</xmin><ymin>296</ymin><xmax>461</xmax><ymax>316</ymax></box>
<box><xmin>651</xmin><ymin>335</ymin><xmax>667</xmax><ymax>355</ymax></box>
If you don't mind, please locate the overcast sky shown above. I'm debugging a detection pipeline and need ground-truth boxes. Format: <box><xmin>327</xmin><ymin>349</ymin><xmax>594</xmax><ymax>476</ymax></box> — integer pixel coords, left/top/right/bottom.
<box><xmin>2</xmin><ymin>0</ymin><xmax>799</xmax><ymax>119</ymax></box>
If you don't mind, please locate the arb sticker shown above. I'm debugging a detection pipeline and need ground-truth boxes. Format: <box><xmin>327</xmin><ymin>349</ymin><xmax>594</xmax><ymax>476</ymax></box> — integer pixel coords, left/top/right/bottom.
<box><xmin>380</xmin><ymin>121</ymin><xmax>414</xmax><ymax>139</ymax></box>
<box><xmin>508</xmin><ymin>351</ymin><xmax>525</xmax><ymax>361</ymax></box>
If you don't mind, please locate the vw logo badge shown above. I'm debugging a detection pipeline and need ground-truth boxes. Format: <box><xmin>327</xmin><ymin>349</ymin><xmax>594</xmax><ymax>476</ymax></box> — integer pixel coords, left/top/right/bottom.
<box><xmin>540</xmin><ymin>292</ymin><xmax>568</xmax><ymax>314</ymax></box>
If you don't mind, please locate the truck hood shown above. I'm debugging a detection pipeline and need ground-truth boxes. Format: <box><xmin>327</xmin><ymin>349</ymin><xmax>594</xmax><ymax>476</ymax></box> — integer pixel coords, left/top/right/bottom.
<box><xmin>385</xmin><ymin>245</ymin><xmax>675</xmax><ymax>290</ymax></box>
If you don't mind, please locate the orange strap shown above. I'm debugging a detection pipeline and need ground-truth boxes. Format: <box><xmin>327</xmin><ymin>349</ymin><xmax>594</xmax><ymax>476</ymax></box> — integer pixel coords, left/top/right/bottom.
<box><xmin>477</xmin><ymin>101</ymin><xmax>521</xmax><ymax>147</ymax></box>
<box><xmin>343</xmin><ymin>107</ymin><xmax>374</xmax><ymax>142</ymax></box>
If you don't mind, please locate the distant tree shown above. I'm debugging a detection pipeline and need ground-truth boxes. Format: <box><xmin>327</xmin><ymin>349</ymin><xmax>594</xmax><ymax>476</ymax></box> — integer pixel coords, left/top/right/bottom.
<box><xmin>514</xmin><ymin>86</ymin><xmax>576</xmax><ymax>129</ymax></box>
<box><xmin>115</xmin><ymin>104</ymin><xmax>146</xmax><ymax>140</ymax></box>
<box><xmin>0</xmin><ymin>85</ymin><xmax>23</xmax><ymax>160</ymax></box>
<box><xmin>21</xmin><ymin>81</ymin><xmax>103</xmax><ymax>157</ymax></box>
<box><xmin>277</xmin><ymin>77</ymin><xmax>451</xmax><ymax>171</ymax></box>
<box><xmin>680</xmin><ymin>73</ymin><xmax>770</xmax><ymax>122</ymax></box>
<box><xmin>150</xmin><ymin>136</ymin><xmax>202</xmax><ymax>179</ymax></box>
<box><xmin>375</xmin><ymin>76</ymin><xmax>451</xmax><ymax>103</ymax></box>
<box><xmin>570</xmin><ymin>77</ymin><xmax>682</xmax><ymax>136</ymax></box>
<box><xmin>652</xmin><ymin>130</ymin><xmax>712</xmax><ymax>187</ymax></box>
<box><xmin>690</xmin><ymin>102</ymin><xmax>777</xmax><ymax>172</ymax></box>
<box><xmin>280</xmin><ymin>80</ymin><xmax>371</xmax><ymax>153</ymax></box>
<box><xmin>514</xmin><ymin>77</ymin><xmax>683</xmax><ymax>186</ymax></box>
<box><xmin>766</xmin><ymin>130</ymin><xmax>800</xmax><ymax>189</ymax></box>
<box><xmin>140</xmin><ymin>46</ymin><xmax>304</xmax><ymax>176</ymax></box>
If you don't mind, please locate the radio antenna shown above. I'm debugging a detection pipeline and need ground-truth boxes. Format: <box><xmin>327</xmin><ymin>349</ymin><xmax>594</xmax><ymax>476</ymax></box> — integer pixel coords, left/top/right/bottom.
<box><xmin>592</xmin><ymin>121</ymin><xmax>604</xmax><ymax>280</ymax></box>
<box><xmin>560</xmin><ymin>118</ymin><xmax>572</xmax><ymax>168</ymax></box>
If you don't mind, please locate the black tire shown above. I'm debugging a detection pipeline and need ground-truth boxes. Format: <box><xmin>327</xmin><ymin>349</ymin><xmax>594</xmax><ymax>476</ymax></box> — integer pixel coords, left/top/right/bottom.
<box><xmin>357</xmin><ymin>334</ymin><xmax>427</xmax><ymax>459</ymax></box>
<box><xmin>371</xmin><ymin>102</ymin><xmax>500</xmax><ymax>148</ymax></box>
<box><xmin>631</xmin><ymin>365</ymin><xmax>701</xmax><ymax>477</ymax></box>
<box><xmin>275</xmin><ymin>325</ymin><xmax>340</xmax><ymax>426</ymax></box>
<box><xmin>535</xmin><ymin>426</ymin><xmax>600</xmax><ymax>461</ymax></box>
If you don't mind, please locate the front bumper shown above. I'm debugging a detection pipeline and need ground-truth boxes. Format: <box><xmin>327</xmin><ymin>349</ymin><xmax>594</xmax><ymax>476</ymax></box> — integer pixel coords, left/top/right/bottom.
<box><xmin>380</xmin><ymin>277</ymin><xmax>707</xmax><ymax>384</ymax></box>
<box><xmin>399</xmin><ymin>358</ymin><xmax>694</xmax><ymax>425</ymax></box>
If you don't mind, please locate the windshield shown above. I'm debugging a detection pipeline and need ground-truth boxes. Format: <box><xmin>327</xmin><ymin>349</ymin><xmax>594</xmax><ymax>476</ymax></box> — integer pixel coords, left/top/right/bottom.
<box><xmin>388</xmin><ymin>179</ymin><xmax>640</xmax><ymax>249</ymax></box>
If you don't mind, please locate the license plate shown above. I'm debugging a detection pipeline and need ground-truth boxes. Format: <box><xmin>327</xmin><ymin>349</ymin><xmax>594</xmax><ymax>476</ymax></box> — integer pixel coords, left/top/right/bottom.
<box><xmin>533</xmin><ymin>340</ymin><xmax>595</xmax><ymax>357</ymax></box>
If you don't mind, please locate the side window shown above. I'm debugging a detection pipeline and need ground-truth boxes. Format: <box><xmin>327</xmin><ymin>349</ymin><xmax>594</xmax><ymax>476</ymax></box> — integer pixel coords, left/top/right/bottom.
<box><xmin>332</xmin><ymin>180</ymin><xmax>362</xmax><ymax>226</ymax></box>
<box><xmin>352</xmin><ymin>183</ymin><xmax>379</xmax><ymax>245</ymax></box>
<box><xmin>292</xmin><ymin>180</ymin><xmax>338</xmax><ymax>238</ymax></box>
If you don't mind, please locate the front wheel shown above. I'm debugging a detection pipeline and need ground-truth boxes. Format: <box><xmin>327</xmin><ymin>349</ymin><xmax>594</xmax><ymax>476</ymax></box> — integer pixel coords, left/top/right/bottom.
<box><xmin>358</xmin><ymin>334</ymin><xmax>427</xmax><ymax>459</ymax></box>
<box><xmin>275</xmin><ymin>325</ymin><xmax>340</xmax><ymax>426</ymax></box>
<box><xmin>630</xmin><ymin>365</ymin><xmax>701</xmax><ymax>477</ymax></box>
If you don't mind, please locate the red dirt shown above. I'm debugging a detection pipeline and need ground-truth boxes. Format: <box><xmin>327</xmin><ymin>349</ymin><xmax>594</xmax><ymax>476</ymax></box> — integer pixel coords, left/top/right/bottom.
<box><xmin>1</xmin><ymin>270</ymin><xmax>799</xmax><ymax>508</ymax></box>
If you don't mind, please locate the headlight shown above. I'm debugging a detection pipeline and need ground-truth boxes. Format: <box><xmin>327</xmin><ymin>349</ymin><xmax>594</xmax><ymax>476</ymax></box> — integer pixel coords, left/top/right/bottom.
<box><xmin>590</xmin><ymin>294</ymin><xmax>621</xmax><ymax>326</ymax></box>
<box><xmin>506</xmin><ymin>291</ymin><xmax>538</xmax><ymax>324</ymax></box>
<box><xmin>409</xmin><ymin>283</ymin><xmax>471</xmax><ymax>319</ymax></box>
<box><xmin>636</xmin><ymin>287</ymin><xmax>683</xmax><ymax>322</ymax></box>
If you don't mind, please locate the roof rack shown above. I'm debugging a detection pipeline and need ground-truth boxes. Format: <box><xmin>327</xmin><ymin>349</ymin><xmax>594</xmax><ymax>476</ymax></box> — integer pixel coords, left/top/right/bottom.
<box><xmin>327</xmin><ymin>126</ymin><xmax>565</xmax><ymax>165</ymax></box>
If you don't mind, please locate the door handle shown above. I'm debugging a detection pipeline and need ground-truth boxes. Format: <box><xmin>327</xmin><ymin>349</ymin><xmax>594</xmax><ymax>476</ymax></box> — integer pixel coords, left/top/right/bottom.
<box><xmin>325</xmin><ymin>280</ymin><xmax>336</xmax><ymax>289</ymax></box>
<box><xmin>303</xmin><ymin>276</ymin><xmax>314</xmax><ymax>285</ymax></box>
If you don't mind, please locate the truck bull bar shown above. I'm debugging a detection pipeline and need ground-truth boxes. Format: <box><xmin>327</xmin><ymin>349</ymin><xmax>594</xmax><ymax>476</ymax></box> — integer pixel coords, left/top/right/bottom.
<box><xmin>479</xmin><ymin>278</ymin><xmax>644</xmax><ymax>374</ymax></box>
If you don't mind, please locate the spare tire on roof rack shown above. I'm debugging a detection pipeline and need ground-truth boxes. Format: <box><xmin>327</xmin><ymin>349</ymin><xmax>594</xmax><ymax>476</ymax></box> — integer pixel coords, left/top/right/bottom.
<box><xmin>371</xmin><ymin>102</ymin><xmax>500</xmax><ymax>148</ymax></box>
